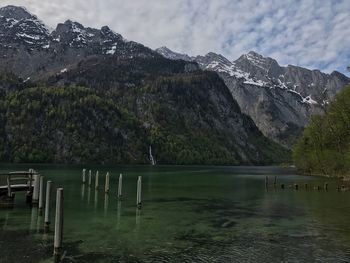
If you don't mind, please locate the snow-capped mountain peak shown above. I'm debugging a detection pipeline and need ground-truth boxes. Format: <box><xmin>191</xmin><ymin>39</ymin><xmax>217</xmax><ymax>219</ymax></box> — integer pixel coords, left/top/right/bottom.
<box><xmin>0</xmin><ymin>5</ymin><xmax>34</xmax><ymax>20</ymax></box>
<box><xmin>155</xmin><ymin>46</ymin><xmax>350</xmax><ymax>147</ymax></box>
<box><xmin>0</xmin><ymin>5</ymin><xmax>50</xmax><ymax>49</ymax></box>
<box><xmin>155</xmin><ymin>46</ymin><xmax>192</xmax><ymax>61</ymax></box>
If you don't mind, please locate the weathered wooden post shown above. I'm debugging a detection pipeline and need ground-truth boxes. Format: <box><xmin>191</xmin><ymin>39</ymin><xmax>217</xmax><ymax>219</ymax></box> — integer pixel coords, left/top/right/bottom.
<box><xmin>105</xmin><ymin>172</ymin><xmax>110</xmax><ymax>193</ymax></box>
<box><xmin>265</xmin><ymin>176</ymin><xmax>268</xmax><ymax>189</ymax></box>
<box><xmin>88</xmin><ymin>170</ymin><xmax>92</xmax><ymax>186</ymax></box>
<box><xmin>118</xmin><ymin>174</ymin><xmax>123</xmax><ymax>200</ymax></box>
<box><xmin>38</xmin><ymin>176</ymin><xmax>45</xmax><ymax>213</ymax></box>
<box><xmin>54</xmin><ymin>188</ymin><xmax>64</xmax><ymax>256</ymax></box>
<box><xmin>294</xmin><ymin>184</ymin><xmax>299</xmax><ymax>190</ymax></box>
<box><xmin>281</xmin><ymin>184</ymin><xmax>285</xmax><ymax>189</ymax></box>
<box><xmin>44</xmin><ymin>181</ymin><xmax>52</xmax><ymax>231</ymax></box>
<box><xmin>82</xmin><ymin>169</ymin><xmax>86</xmax><ymax>184</ymax></box>
<box><xmin>32</xmin><ymin>173</ymin><xmax>40</xmax><ymax>205</ymax></box>
<box><xmin>26</xmin><ymin>171</ymin><xmax>33</xmax><ymax>203</ymax></box>
<box><xmin>273</xmin><ymin>176</ymin><xmax>277</xmax><ymax>188</ymax></box>
<box><xmin>305</xmin><ymin>183</ymin><xmax>308</xmax><ymax>190</ymax></box>
<box><xmin>136</xmin><ymin>176</ymin><xmax>142</xmax><ymax>209</ymax></box>
<box><xmin>95</xmin><ymin>171</ymin><xmax>99</xmax><ymax>190</ymax></box>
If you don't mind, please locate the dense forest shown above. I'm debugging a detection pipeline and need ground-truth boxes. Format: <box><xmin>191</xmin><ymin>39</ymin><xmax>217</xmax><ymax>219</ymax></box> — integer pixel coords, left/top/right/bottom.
<box><xmin>0</xmin><ymin>70</ymin><xmax>290</xmax><ymax>165</ymax></box>
<box><xmin>293</xmin><ymin>85</ymin><xmax>350</xmax><ymax>177</ymax></box>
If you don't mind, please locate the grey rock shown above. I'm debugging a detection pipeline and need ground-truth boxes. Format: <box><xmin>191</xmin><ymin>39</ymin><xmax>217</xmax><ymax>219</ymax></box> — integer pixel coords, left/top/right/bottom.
<box><xmin>157</xmin><ymin>47</ymin><xmax>350</xmax><ymax>148</ymax></box>
<box><xmin>155</xmin><ymin>46</ymin><xmax>192</xmax><ymax>61</ymax></box>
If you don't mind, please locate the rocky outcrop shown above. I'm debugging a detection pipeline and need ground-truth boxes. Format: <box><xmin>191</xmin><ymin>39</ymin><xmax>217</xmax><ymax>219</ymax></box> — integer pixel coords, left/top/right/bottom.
<box><xmin>157</xmin><ymin>48</ymin><xmax>350</xmax><ymax>148</ymax></box>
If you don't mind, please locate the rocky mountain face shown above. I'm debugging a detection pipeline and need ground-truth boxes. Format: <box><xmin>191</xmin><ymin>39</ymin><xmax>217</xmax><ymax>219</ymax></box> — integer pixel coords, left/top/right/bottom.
<box><xmin>0</xmin><ymin>5</ymin><xmax>159</xmax><ymax>80</ymax></box>
<box><xmin>157</xmin><ymin>48</ymin><xmax>350</xmax><ymax>148</ymax></box>
<box><xmin>0</xmin><ymin>5</ymin><xmax>289</xmax><ymax>164</ymax></box>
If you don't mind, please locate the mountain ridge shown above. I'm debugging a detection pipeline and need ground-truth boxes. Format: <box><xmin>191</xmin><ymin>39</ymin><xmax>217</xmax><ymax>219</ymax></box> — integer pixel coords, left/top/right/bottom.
<box><xmin>156</xmin><ymin>46</ymin><xmax>350</xmax><ymax>148</ymax></box>
<box><xmin>0</xmin><ymin>5</ymin><xmax>290</xmax><ymax>165</ymax></box>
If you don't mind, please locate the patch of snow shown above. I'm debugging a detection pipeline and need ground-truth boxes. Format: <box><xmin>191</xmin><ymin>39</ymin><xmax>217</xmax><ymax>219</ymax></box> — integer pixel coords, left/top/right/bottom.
<box><xmin>204</xmin><ymin>59</ymin><xmax>269</xmax><ymax>87</ymax></box>
<box><xmin>106</xmin><ymin>44</ymin><xmax>117</xmax><ymax>55</ymax></box>
<box><xmin>16</xmin><ymin>32</ymin><xmax>42</xmax><ymax>40</ymax></box>
<box><xmin>245</xmin><ymin>52</ymin><xmax>268</xmax><ymax>71</ymax></box>
<box><xmin>302</xmin><ymin>95</ymin><xmax>317</xmax><ymax>105</ymax></box>
<box><xmin>277</xmin><ymin>78</ymin><xmax>288</xmax><ymax>89</ymax></box>
<box><xmin>60</xmin><ymin>68</ymin><xmax>68</xmax><ymax>73</ymax></box>
<box><xmin>243</xmin><ymin>79</ymin><xmax>266</xmax><ymax>87</ymax></box>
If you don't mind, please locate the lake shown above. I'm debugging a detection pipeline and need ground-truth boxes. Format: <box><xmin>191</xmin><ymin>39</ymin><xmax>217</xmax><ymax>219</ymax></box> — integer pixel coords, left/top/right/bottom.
<box><xmin>0</xmin><ymin>164</ymin><xmax>350</xmax><ymax>262</ymax></box>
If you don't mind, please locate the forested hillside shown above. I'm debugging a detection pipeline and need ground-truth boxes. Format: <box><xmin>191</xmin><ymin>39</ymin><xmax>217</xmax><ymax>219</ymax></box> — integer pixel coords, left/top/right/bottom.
<box><xmin>293</xmin><ymin>86</ymin><xmax>350</xmax><ymax>177</ymax></box>
<box><xmin>0</xmin><ymin>70</ymin><xmax>290</xmax><ymax>165</ymax></box>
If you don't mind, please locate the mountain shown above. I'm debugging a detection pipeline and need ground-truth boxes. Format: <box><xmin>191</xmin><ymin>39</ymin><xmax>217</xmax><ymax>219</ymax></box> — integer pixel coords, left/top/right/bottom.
<box><xmin>0</xmin><ymin>5</ymin><xmax>289</xmax><ymax>165</ymax></box>
<box><xmin>157</xmin><ymin>48</ymin><xmax>350</xmax><ymax>148</ymax></box>
<box><xmin>156</xmin><ymin>46</ymin><xmax>192</xmax><ymax>61</ymax></box>
<box><xmin>0</xmin><ymin>5</ymin><xmax>159</xmax><ymax>80</ymax></box>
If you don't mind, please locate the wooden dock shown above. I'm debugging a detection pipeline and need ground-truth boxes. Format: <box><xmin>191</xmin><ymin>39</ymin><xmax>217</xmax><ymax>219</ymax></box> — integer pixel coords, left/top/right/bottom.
<box><xmin>0</xmin><ymin>170</ymin><xmax>35</xmax><ymax>198</ymax></box>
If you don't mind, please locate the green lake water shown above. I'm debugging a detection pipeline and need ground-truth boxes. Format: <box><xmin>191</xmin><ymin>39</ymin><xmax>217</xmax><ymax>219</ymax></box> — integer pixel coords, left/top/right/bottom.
<box><xmin>1</xmin><ymin>164</ymin><xmax>350</xmax><ymax>262</ymax></box>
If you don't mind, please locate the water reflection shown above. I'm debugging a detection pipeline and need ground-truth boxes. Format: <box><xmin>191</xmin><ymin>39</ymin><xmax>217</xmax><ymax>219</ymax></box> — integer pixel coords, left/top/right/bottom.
<box><xmin>81</xmin><ymin>184</ymin><xmax>85</xmax><ymax>201</ymax></box>
<box><xmin>104</xmin><ymin>193</ymin><xmax>109</xmax><ymax>216</ymax></box>
<box><xmin>117</xmin><ymin>200</ymin><xmax>121</xmax><ymax>230</ymax></box>
<box><xmin>94</xmin><ymin>190</ymin><xmax>98</xmax><ymax>210</ymax></box>
<box><xmin>36</xmin><ymin>213</ymin><xmax>43</xmax><ymax>234</ymax></box>
<box><xmin>135</xmin><ymin>208</ymin><xmax>141</xmax><ymax>231</ymax></box>
<box><xmin>3</xmin><ymin>212</ymin><xmax>9</xmax><ymax>229</ymax></box>
<box><xmin>87</xmin><ymin>186</ymin><xmax>91</xmax><ymax>206</ymax></box>
<box><xmin>30</xmin><ymin>207</ymin><xmax>38</xmax><ymax>231</ymax></box>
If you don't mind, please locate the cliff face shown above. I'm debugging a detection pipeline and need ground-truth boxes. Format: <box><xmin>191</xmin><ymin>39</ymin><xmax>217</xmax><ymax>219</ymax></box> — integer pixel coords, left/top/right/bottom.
<box><xmin>157</xmin><ymin>49</ymin><xmax>350</xmax><ymax>148</ymax></box>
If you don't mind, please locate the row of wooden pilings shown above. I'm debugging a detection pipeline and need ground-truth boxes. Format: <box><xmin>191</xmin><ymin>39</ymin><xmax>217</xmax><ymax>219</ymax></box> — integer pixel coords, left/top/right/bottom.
<box><xmin>29</xmin><ymin>169</ymin><xmax>64</xmax><ymax>259</ymax></box>
<box><xmin>82</xmin><ymin>169</ymin><xmax>142</xmax><ymax>208</ymax></box>
<box><xmin>264</xmin><ymin>176</ymin><xmax>334</xmax><ymax>191</ymax></box>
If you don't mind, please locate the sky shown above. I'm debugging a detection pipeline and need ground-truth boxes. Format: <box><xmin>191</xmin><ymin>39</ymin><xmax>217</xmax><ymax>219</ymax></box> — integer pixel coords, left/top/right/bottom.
<box><xmin>2</xmin><ymin>0</ymin><xmax>350</xmax><ymax>75</ymax></box>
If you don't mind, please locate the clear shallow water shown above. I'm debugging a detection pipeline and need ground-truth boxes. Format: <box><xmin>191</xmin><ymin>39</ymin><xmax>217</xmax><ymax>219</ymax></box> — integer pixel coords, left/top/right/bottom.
<box><xmin>1</xmin><ymin>165</ymin><xmax>350</xmax><ymax>262</ymax></box>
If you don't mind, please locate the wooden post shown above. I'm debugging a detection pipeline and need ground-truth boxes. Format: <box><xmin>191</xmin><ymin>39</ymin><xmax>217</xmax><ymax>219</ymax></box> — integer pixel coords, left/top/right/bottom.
<box><xmin>95</xmin><ymin>171</ymin><xmax>99</xmax><ymax>190</ymax></box>
<box><xmin>273</xmin><ymin>176</ymin><xmax>277</xmax><ymax>187</ymax></box>
<box><xmin>118</xmin><ymin>174</ymin><xmax>122</xmax><ymax>200</ymax></box>
<box><xmin>136</xmin><ymin>176</ymin><xmax>142</xmax><ymax>208</ymax></box>
<box><xmin>265</xmin><ymin>176</ymin><xmax>268</xmax><ymax>189</ymax></box>
<box><xmin>294</xmin><ymin>184</ymin><xmax>299</xmax><ymax>190</ymax></box>
<box><xmin>32</xmin><ymin>174</ymin><xmax>40</xmax><ymax>204</ymax></box>
<box><xmin>305</xmin><ymin>183</ymin><xmax>308</xmax><ymax>190</ymax></box>
<box><xmin>44</xmin><ymin>181</ymin><xmax>52</xmax><ymax>230</ymax></box>
<box><xmin>82</xmin><ymin>169</ymin><xmax>86</xmax><ymax>184</ymax></box>
<box><xmin>38</xmin><ymin>176</ymin><xmax>45</xmax><ymax>212</ymax></box>
<box><xmin>281</xmin><ymin>184</ymin><xmax>285</xmax><ymax>189</ymax></box>
<box><xmin>324</xmin><ymin>182</ymin><xmax>328</xmax><ymax>191</ymax></box>
<box><xmin>54</xmin><ymin>188</ymin><xmax>64</xmax><ymax>256</ymax></box>
<box><xmin>26</xmin><ymin>170</ymin><xmax>34</xmax><ymax>203</ymax></box>
<box><xmin>105</xmin><ymin>172</ymin><xmax>110</xmax><ymax>193</ymax></box>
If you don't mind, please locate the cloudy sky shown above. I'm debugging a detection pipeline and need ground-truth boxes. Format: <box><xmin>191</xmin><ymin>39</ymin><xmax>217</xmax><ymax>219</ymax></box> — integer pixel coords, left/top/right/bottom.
<box><xmin>2</xmin><ymin>0</ymin><xmax>350</xmax><ymax>74</ymax></box>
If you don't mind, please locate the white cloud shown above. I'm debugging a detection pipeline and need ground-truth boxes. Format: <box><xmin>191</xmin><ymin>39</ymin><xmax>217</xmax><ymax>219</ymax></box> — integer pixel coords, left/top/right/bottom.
<box><xmin>1</xmin><ymin>0</ymin><xmax>349</xmax><ymax>74</ymax></box>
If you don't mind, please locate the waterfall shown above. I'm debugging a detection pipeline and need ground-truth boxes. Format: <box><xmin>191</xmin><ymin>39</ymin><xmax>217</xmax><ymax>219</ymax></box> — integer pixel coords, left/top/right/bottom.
<box><xmin>149</xmin><ymin>145</ymin><xmax>156</xmax><ymax>165</ymax></box>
